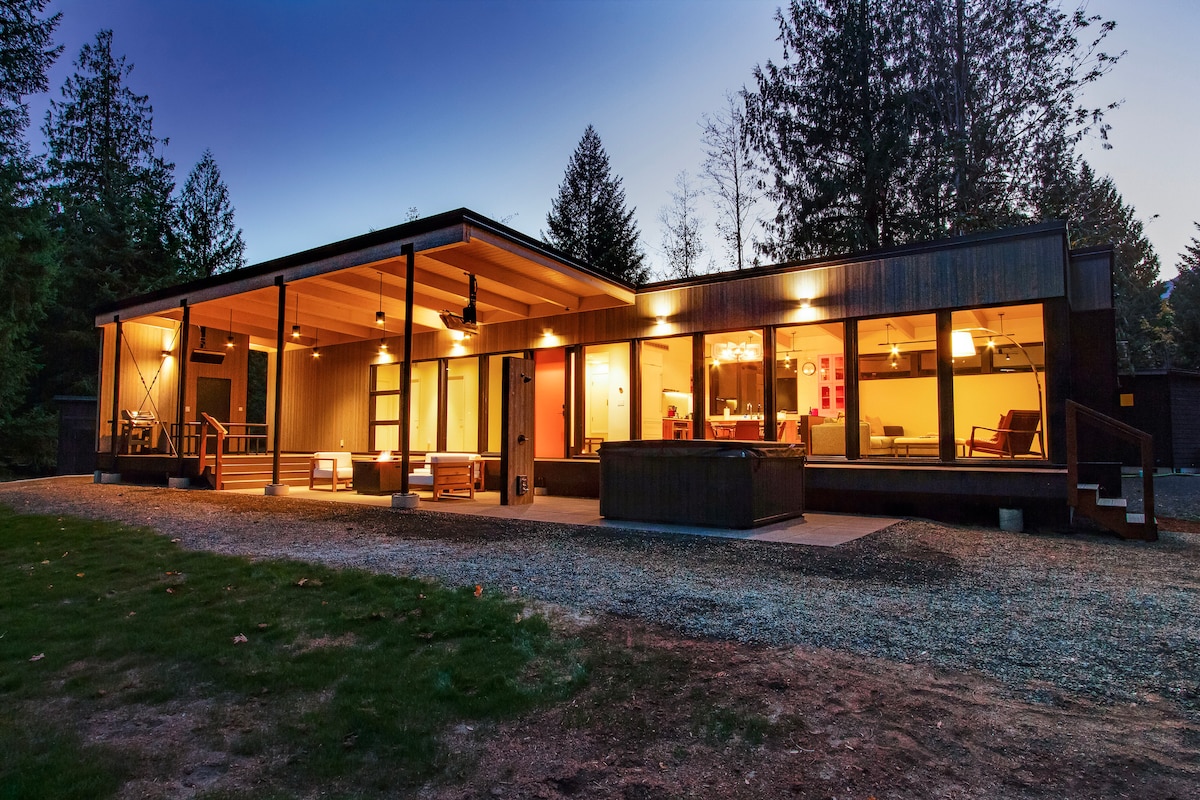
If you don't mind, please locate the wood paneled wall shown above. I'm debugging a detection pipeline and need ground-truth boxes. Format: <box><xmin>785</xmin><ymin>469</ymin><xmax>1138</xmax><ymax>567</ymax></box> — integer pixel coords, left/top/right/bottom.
<box><xmin>278</xmin><ymin>339</ymin><xmax>376</xmax><ymax>452</ymax></box>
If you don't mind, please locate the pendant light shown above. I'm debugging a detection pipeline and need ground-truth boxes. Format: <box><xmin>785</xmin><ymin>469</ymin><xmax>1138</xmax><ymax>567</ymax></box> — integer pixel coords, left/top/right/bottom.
<box><xmin>225</xmin><ymin>309</ymin><xmax>235</xmax><ymax>349</ymax></box>
<box><xmin>311</xmin><ymin>328</ymin><xmax>321</xmax><ymax>358</ymax></box>
<box><xmin>376</xmin><ymin>272</ymin><xmax>386</xmax><ymax>326</ymax></box>
<box><xmin>291</xmin><ymin>296</ymin><xmax>301</xmax><ymax>339</ymax></box>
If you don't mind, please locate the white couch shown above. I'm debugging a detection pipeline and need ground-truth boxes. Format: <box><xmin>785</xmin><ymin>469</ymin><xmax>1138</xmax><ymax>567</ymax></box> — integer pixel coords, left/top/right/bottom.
<box><xmin>310</xmin><ymin>451</ymin><xmax>354</xmax><ymax>491</ymax></box>
<box><xmin>408</xmin><ymin>452</ymin><xmax>481</xmax><ymax>500</ymax></box>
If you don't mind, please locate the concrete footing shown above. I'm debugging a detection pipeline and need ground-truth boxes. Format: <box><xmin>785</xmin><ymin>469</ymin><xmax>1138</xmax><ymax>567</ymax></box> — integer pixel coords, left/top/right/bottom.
<box><xmin>264</xmin><ymin>484</ymin><xmax>290</xmax><ymax>496</ymax></box>
<box><xmin>99</xmin><ymin>472</ymin><xmax>121</xmax><ymax>484</ymax></box>
<box><xmin>167</xmin><ymin>477</ymin><xmax>190</xmax><ymax>489</ymax></box>
<box><xmin>391</xmin><ymin>492</ymin><xmax>420</xmax><ymax>509</ymax></box>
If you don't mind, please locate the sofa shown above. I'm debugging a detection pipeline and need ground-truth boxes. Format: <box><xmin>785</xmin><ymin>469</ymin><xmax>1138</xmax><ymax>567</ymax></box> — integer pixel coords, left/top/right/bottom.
<box><xmin>808</xmin><ymin>421</ymin><xmax>870</xmax><ymax>456</ymax></box>
<box><xmin>808</xmin><ymin>417</ymin><xmax>903</xmax><ymax>456</ymax></box>
<box><xmin>310</xmin><ymin>451</ymin><xmax>354</xmax><ymax>491</ymax></box>
<box><xmin>408</xmin><ymin>452</ymin><xmax>481</xmax><ymax>500</ymax></box>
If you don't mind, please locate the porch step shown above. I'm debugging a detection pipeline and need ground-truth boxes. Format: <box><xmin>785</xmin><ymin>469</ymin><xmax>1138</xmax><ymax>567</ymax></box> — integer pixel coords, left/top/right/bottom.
<box><xmin>1071</xmin><ymin>482</ymin><xmax>1157</xmax><ymax>541</ymax></box>
<box><xmin>200</xmin><ymin>454</ymin><xmax>315</xmax><ymax>491</ymax></box>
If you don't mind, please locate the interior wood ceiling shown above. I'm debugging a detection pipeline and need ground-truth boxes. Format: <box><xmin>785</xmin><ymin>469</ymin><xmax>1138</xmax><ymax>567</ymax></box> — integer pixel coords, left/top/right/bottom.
<box><xmin>148</xmin><ymin>236</ymin><xmax>632</xmax><ymax>349</ymax></box>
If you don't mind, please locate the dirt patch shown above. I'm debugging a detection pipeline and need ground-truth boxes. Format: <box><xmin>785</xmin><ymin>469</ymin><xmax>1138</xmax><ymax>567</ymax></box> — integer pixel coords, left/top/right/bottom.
<box><xmin>422</xmin><ymin>619</ymin><xmax>1200</xmax><ymax>800</ymax></box>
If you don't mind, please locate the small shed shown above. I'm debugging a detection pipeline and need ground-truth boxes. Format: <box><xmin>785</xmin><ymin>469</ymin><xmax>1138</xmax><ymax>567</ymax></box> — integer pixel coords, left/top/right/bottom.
<box><xmin>1116</xmin><ymin>369</ymin><xmax>1200</xmax><ymax>471</ymax></box>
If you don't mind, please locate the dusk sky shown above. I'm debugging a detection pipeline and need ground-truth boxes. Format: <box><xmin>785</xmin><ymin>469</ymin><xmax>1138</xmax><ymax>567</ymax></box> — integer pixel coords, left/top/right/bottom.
<box><xmin>29</xmin><ymin>0</ymin><xmax>1199</xmax><ymax>280</ymax></box>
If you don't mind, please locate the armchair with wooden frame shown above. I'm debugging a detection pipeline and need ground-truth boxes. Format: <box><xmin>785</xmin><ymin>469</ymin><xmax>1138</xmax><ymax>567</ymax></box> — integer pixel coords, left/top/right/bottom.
<box><xmin>967</xmin><ymin>409</ymin><xmax>1044</xmax><ymax>458</ymax></box>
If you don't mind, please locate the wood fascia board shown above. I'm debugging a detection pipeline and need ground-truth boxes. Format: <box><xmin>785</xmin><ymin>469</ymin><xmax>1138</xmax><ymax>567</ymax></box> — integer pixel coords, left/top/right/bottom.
<box><xmin>466</xmin><ymin>224</ymin><xmax>637</xmax><ymax>305</ymax></box>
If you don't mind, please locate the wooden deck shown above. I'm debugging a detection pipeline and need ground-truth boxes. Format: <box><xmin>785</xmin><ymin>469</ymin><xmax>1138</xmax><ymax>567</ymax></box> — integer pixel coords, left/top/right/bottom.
<box><xmin>95</xmin><ymin>452</ymin><xmax>1070</xmax><ymax>529</ymax></box>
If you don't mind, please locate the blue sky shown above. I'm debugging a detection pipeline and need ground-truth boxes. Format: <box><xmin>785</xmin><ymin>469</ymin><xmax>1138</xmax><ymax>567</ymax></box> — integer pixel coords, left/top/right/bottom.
<box><xmin>30</xmin><ymin>0</ymin><xmax>1198</xmax><ymax>280</ymax></box>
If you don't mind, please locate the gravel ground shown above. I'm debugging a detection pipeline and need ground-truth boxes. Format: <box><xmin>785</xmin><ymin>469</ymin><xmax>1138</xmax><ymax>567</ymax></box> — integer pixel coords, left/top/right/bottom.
<box><xmin>3</xmin><ymin>475</ymin><xmax>1198</xmax><ymax>716</ymax></box>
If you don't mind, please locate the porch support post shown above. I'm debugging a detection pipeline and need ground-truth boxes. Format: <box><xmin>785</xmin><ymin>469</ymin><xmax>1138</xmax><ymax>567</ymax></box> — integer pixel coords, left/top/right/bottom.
<box><xmin>936</xmin><ymin>310</ymin><xmax>956</xmax><ymax>462</ymax></box>
<box><xmin>175</xmin><ymin>301</ymin><xmax>190</xmax><ymax>477</ymax></box>
<box><xmin>109</xmin><ymin>315</ymin><xmax>122</xmax><ymax>458</ymax></box>
<box><xmin>268</xmin><ymin>277</ymin><xmax>287</xmax><ymax>492</ymax></box>
<box><xmin>399</xmin><ymin>243</ymin><xmax>415</xmax><ymax>496</ymax></box>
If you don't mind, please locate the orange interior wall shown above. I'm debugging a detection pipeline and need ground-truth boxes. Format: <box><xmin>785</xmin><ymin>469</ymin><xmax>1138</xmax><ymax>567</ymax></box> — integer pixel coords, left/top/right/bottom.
<box><xmin>534</xmin><ymin>348</ymin><xmax>565</xmax><ymax>458</ymax></box>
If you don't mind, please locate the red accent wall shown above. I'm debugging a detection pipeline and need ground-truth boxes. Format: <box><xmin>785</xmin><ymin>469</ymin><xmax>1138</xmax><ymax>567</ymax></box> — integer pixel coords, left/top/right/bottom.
<box><xmin>534</xmin><ymin>348</ymin><xmax>565</xmax><ymax>458</ymax></box>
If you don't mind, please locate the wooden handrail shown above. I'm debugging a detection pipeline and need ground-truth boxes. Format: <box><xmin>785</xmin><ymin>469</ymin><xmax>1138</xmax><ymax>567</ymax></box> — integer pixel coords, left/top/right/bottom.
<box><xmin>198</xmin><ymin>413</ymin><xmax>228</xmax><ymax>490</ymax></box>
<box><xmin>1066</xmin><ymin>400</ymin><xmax>1154</xmax><ymax>525</ymax></box>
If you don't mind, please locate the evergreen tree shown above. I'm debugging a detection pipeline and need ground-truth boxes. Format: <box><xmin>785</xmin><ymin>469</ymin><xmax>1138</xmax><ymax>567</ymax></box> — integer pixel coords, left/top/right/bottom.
<box><xmin>1038</xmin><ymin>159</ymin><xmax>1168</xmax><ymax>371</ymax></box>
<box><xmin>744</xmin><ymin>0</ymin><xmax>1121</xmax><ymax>258</ymax></box>
<box><xmin>177</xmin><ymin>148</ymin><xmax>245</xmax><ymax>279</ymax></box>
<box><xmin>544</xmin><ymin>125</ymin><xmax>646</xmax><ymax>284</ymax></box>
<box><xmin>41</xmin><ymin>29</ymin><xmax>179</xmax><ymax>398</ymax></box>
<box><xmin>746</xmin><ymin>0</ymin><xmax>918</xmax><ymax>260</ymax></box>
<box><xmin>700</xmin><ymin>92</ymin><xmax>763</xmax><ymax>269</ymax></box>
<box><xmin>1169</xmin><ymin>224</ymin><xmax>1200</xmax><ymax>370</ymax></box>
<box><xmin>658</xmin><ymin>171</ymin><xmax>706</xmax><ymax>279</ymax></box>
<box><xmin>0</xmin><ymin>0</ymin><xmax>61</xmax><ymax>474</ymax></box>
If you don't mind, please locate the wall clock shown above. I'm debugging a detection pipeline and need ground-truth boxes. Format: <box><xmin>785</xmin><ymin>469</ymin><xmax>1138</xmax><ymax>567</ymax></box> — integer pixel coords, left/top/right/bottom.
<box><xmin>801</xmin><ymin>361</ymin><xmax>817</xmax><ymax>376</ymax></box>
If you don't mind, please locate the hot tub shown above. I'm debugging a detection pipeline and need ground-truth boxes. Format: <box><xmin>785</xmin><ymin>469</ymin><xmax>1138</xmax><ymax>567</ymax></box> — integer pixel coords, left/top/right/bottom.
<box><xmin>598</xmin><ymin>439</ymin><xmax>805</xmax><ymax>528</ymax></box>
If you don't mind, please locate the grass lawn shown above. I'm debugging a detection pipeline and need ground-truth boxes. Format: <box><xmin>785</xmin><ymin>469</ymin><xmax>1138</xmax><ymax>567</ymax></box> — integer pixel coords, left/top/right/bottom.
<box><xmin>0</xmin><ymin>507</ymin><xmax>584</xmax><ymax>798</ymax></box>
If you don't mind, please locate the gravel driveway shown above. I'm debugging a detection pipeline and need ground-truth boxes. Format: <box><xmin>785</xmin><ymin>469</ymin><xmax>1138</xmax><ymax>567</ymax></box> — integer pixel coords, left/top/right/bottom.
<box><xmin>3</xmin><ymin>476</ymin><xmax>1198</xmax><ymax>717</ymax></box>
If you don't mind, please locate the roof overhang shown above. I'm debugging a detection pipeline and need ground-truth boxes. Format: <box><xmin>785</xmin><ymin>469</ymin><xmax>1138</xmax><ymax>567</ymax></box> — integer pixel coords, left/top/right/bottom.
<box><xmin>95</xmin><ymin>208</ymin><xmax>637</xmax><ymax>348</ymax></box>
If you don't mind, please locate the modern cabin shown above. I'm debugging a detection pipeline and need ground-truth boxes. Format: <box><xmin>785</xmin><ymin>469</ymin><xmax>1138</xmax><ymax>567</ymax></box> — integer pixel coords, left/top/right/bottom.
<box><xmin>93</xmin><ymin>209</ymin><xmax>1122</xmax><ymax>527</ymax></box>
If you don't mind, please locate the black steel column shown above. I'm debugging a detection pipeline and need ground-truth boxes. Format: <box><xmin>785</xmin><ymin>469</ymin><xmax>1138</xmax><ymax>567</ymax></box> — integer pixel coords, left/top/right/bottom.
<box><xmin>844</xmin><ymin>322</ymin><xmax>860</xmax><ymax>459</ymax></box>
<box><xmin>176</xmin><ymin>301</ymin><xmax>190</xmax><ymax>476</ymax></box>
<box><xmin>400</xmin><ymin>244</ymin><xmax>415</xmax><ymax>494</ymax></box>
<box><xmin>271</xmin><ymin>277</ymin><xmax>286</xmax><ymax>485</ymax></box>
<box><xmin>936</xmin><ymin>310</ymin><xmax>956</xmax><ymax>462</ymax></box>
<box><xmin>691</xmin><ymin>333</ymin><xmax>705</xmax><ymax>439</ymax></box>
<box><xmin>110</xmin><ymin>315</ymin><xmax>122</xmax><ymax>458</ymax></box>
<box><xmin>763</xmin><ymin>327</ymin><xmax>777</xmax><ymax>440</ymax></box>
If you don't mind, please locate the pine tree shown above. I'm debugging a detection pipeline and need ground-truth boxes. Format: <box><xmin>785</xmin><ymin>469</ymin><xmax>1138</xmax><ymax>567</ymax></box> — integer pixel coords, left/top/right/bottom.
<box><xmin>41</xmin><ymin>29</ymin><xmax>179</xmax><ymax>398</ymax></box>
<box><xmin>658</xmin><ymin>171</ymin><xmax>706</xmax><ymax>279</ymax></box>
<box><xmin>1169</xmin><ymin>224</ymin><xmax>1200</xmax><ymax>370</ymax></box>
<box><xmin>0</xmin><ymin>0</ymin><xmax>61</xmax><ymax>473</ymax></box>
<box><xmin>544</xmin><ymin>125</ymin><xmax>646</xmax><ymax>285</ymax></box>
<box><xmin>744</xmin><ymin>0</ymin><xmax>1121</xmax><ymax>258</ymax></box>
<box><xmin>1039</xmin><ymin>159</ymin><xmax>1168</xmax><ymax>371</ymax></box>
<box><xmin>177</xmin><ymin>149</ymin><xmax>246</xmax><ymax>279</ymax></box>
<box><xmin>746</xmin><ymin>0</ymin><xmax>916</xmax><ymax>260</ymax></box>
<box><xmin>700</xmin><ymin>92</ymin><xmax>763</xmax><ymax>269</ymax></box>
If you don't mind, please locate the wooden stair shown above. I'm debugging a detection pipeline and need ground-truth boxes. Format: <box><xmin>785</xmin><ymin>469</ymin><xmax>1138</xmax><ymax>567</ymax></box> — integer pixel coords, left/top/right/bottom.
<box><xmin>1066</xmin><ymin>401</ymin><xmax>1157</xmax><ymax>542</ymax></box>
<box><xmin>200</xmin><ymin>454</ymin><xmax>313</xmax><ymax>491</ymax></box>
<box><xmin>1072</xmin><ymin>482</ymin><xmax>1157</xmax><ymax>541</ymax></box>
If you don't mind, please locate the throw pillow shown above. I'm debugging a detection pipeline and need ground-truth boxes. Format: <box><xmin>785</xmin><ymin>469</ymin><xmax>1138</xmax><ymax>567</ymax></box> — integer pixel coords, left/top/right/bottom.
<box><xmin>865</xmin><ymin>415</ymin><xmax>884</xmax><ymax>436</ymax></box>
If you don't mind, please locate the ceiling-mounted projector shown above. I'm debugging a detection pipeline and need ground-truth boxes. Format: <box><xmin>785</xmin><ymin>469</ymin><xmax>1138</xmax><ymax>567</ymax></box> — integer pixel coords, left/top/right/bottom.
<box><xmin>439</xmin><ymin>310</ymin><xmax>478</xmax><ymax>334</ymax></box>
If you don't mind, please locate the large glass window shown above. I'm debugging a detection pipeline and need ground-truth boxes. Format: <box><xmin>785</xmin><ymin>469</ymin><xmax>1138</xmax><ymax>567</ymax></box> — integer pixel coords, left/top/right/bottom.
<box><xmin>370</xmin><ymin>363</ymin><xmax>402</xmax><ymax>452</ymax></box>
<box><xmin>582</xmin><ymin>342</ymin><xmax>631</xmax><ymax>450</ymax></box>
<box><xmin>486</xmin><ymin>352</ymin><xmax>524</xmax><ymax>453</ymax></box>
<box><xmin>409</xmin><ymin>361</ymin><xmax>439</xmax><ymax>452</ymax></box>
<box><xmin>704</xmin><ymin>331</ymin><xmax>764</xmax><ymax>439</ymax></box>
<box><xmin>639</xmin><ymin>336</ymin><xmax>693</xmax><ymax>440</ymax></box>
<box><xmin>445</xmin><ymin>356</ymin><xmax>479</xmax><ymax>452</ymax></box>
<box><xmin>857</xmin><ymin>314</ymin><xmax>938</xmax><ymax>458</ymax></box>
<box><xmin>953</xmin><ymin>304</ymin><xmax>1046</xmax><ymax>459</ymax></box>
<box><xmin>776</xmin><ymin>324</ymin><xmax>845</xmax><ymax>451</ymax></box>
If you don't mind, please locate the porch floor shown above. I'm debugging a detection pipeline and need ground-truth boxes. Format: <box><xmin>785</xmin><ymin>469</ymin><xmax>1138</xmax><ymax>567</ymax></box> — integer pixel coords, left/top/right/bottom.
<box><xmin>229</xmin><ymin>486</ymin><xmax>899</xmax><ymax>547</ymax></box>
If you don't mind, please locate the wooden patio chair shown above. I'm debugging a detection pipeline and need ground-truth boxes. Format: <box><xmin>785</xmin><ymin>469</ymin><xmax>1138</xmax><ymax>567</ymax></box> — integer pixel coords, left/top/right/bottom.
<box><xmin>967</xmin><ymin>410</ymin><xmax>1044</xmax><ymax>458</ymax></box>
